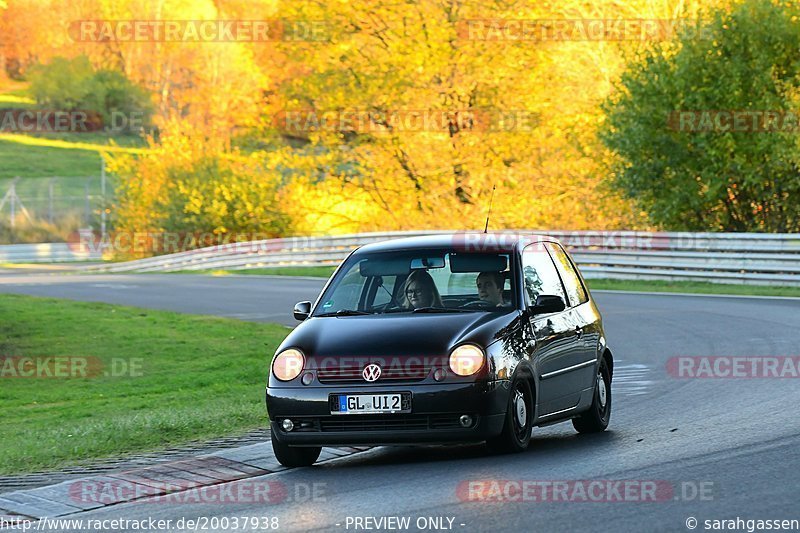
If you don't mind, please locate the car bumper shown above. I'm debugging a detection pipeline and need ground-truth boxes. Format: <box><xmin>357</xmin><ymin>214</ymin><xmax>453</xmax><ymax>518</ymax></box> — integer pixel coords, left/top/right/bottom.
<box><xmin>266</xmin><ymin>380</ymin><xmax>509</xmax><ymax>446</ymax></box>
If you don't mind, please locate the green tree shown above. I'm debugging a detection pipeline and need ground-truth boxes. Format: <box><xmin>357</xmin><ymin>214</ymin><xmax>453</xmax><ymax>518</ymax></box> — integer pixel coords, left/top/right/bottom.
<box><xmin>28</xmin><ymin>56</ymin><xmax>95</xmax><ymax>110</ymax></box>
<box><xmin>601</xmin><ymin>0</ymin><xmax>800</xmax><ymax>232</ymax></box>
<box><xmin>28</xmin><ymin>55</ymin><xmax>153</xmax><ymax>129</ymax></box>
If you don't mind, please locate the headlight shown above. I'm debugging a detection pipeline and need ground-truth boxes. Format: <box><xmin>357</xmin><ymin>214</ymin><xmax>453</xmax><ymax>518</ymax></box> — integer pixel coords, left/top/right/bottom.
<box><xmin>449</xmin><ymin>344</ymin><xmax>485</xmax><ymax>376</ymax></box>
<box><xmin>272</xmin><ymin>348</ymin><xmax>305</xmax><ymax>381</ymax></box>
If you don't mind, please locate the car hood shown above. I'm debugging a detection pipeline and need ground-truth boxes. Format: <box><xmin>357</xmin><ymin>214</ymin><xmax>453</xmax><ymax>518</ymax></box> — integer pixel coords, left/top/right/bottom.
<box><xmin>279</xmin><ymin>311</ymin><xmax>521</xmax><ymax>359</ymax></box>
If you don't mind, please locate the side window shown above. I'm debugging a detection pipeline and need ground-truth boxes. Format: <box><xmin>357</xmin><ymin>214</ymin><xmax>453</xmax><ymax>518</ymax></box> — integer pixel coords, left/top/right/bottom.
<box><xmin>319</xmin><ymin>263</ymin><xmax>366</xmax><ymax>313</ymax></box>
<box><xmin>371</xmin><ymin>276</ymin><xmax>397</xmax><ymax>307</ymax></box>
<box><xmin>521</xmin><ymin>244</ymin><xmax>566</xmax><ymax>307</ymax></box>
<box><xmin>546</xmin><ymin>243</ymin><xmax>588</xmax><ymax>307</ymax></box>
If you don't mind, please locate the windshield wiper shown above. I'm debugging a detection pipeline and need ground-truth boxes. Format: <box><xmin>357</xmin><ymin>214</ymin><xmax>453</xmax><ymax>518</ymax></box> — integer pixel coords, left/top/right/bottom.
<box><xmin>315</xmin><ymin>309</ymin><xmax>371</xmax><ymax>317</ymax></box>
<box><xmin>411</xmin><ymin>307</ymin><xmax>472</xmax><ymax>313</ymax></box>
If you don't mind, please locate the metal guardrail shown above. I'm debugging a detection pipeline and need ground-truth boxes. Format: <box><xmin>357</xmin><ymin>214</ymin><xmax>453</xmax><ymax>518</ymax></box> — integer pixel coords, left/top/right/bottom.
<box><xmin>0</xmin><ymin>243</ymin><xmax>101</xmax><ymax>263</ymax></box>
<box><xmin>4</xmin><ymin>231</ymin><xmax>800</xmax><ymax>285</ymax></box>
<box><xmin>76</xmin><ymin>230</ymin><xmax>800</xmax><ymax>286</ymax></box>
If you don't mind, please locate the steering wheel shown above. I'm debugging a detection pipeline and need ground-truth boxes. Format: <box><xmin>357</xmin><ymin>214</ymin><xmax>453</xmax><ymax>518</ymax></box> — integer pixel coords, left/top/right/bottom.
<box><xmin>460</xmin><ymin>300</ymin><xmax>496</xmax><ymax>309</ymax></box>
<box><xmin>379</xmin><ymin>300</ymin><xmax>405</xmax><ymax>313</ymax></box>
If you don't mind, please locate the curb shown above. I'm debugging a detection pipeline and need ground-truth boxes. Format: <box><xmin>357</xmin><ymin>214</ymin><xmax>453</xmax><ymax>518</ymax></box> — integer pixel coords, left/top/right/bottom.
<box><xmin>0</xmin><ymin>442</ymin><xmax>370</xmax><ymax>521</ymax></box>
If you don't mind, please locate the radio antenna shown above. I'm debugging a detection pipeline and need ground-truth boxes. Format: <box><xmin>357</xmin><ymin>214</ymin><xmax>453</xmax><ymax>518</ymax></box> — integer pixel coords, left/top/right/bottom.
<box><xmin>483</xmin><ymin>185</ymin><xmax>496</xmax><ymax>234</ymax></box>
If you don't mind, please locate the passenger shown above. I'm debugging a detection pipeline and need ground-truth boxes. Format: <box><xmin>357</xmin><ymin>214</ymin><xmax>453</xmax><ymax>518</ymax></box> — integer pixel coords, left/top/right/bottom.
<box><xmin>476</xmin><ymin>271</ymin><xmax>507</xmax><ymax>307</ymax></box>
<box><xmin>402</xmin><ymin>270</ymin><xmax>444</xmax><ymax>309</ymax></box>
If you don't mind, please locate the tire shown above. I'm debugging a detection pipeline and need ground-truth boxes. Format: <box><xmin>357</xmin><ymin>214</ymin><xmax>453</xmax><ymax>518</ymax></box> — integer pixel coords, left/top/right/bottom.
<box><xmin>572</xmin><ymin>357</ymin><xmax>612</xmax><ymax>433</ymax></box>
<box><xmin>486</xmin><ymin>377</ymin><xmax>533</xmax><ymax>454</ymax></box>
<box><xmin>271</xmin><ymin>426</ymin><xmax>321</xmax><ymax>467</ymax></box>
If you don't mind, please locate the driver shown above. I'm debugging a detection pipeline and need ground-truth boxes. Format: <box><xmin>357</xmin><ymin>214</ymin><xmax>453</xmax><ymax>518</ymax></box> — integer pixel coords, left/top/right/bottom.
<box><xmin>476</xmin><ymin>271</ymin><xmax>507</xmax><ymax>307</ymax></box>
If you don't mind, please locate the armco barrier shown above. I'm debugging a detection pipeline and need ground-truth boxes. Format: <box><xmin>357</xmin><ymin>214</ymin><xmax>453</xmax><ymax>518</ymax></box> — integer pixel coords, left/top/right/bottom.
<box><xmin>0</xmin><ymin>242</ymin><xmax>102</xmax><ymax>263</ymax></box>
<box><xmin>4</xmin><ymin>231</ymin><xmax>800</xmax><ymax>285</ymax></box>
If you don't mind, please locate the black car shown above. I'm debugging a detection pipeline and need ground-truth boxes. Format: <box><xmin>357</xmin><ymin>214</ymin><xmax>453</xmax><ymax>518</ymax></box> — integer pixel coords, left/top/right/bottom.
<box><xmin>265</xmin><ymin>234</ymin><xmax>613</xmax><ymax>467</ymax></box>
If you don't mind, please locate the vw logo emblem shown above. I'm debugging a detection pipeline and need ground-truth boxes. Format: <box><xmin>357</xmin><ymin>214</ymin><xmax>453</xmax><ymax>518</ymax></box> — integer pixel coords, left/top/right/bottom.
<box><xmin>363</xmin><ymin>363</ymin><xmax>382</xmax><ymax>382</ymax></box>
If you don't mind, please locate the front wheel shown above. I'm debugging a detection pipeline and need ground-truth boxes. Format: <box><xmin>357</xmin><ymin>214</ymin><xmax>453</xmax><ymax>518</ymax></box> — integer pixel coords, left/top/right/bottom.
<box><xmin>486</xmin><ymin>377</ymin><xmax>533</xmax><ymax>454</ymax></box>
<box><xmin>572</xmin><ymin>358</ymin><xmax>612</xmax><ymax>433</ymax></box>
<box><xmin>271</xmin><ymin>426</ymin><xmax>321</xmax><ymax>467</ymax></box>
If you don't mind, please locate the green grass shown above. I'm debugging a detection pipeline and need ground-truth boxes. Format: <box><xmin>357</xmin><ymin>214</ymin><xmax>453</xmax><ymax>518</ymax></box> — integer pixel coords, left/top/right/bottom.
<box><xmin>0</xmin><ymin>133</ymin><xmax>147</xmax><ymax>179</ymax></box>
<box><xmin>0</xmin><ymin>92</ymin><xmax>35</xmax><ymax>109</ymax></box>
<box><xmin>0</xmin><ymin>81</ymin><xmax>147</xmax><ymax>179</ymax></box>
<box><xmin>0</xmin><ymin>138</ymin><xmax>105</xmax><ymax>178</ymax></box>
<box><xmin>586</xmin><ymin>278</ymin><xmax>800</xmax><ymax>298</ymax></box>
<box><xmin>180</xmin><ymin>266</ymin><xmax>338</xmax><ymax>278</ymax></box>
<box><xmin>0</xmin><ymin>294</ymin><xmax>290</xmax><ymax>475</ymax></box>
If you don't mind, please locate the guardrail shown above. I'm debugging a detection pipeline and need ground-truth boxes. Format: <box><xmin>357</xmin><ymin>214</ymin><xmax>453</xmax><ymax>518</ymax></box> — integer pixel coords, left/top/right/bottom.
<box><xmin>65</xmin><ymin>230</ymin><xmax>800</xmax><ymax>286</ymax></box>
<box><xmin>0</xmin><ymin>242</ymin><xmax>102</xmax><ymax>263</ymax></box>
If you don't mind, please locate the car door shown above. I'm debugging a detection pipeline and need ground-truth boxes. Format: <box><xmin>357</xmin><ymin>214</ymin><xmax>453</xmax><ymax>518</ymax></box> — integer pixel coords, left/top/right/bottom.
<box><xmin>520</xmin><ymin>243</ymin><xmax>583</xmax><ymax>415</ymax></box>
<box><xmin>545</xmin><ymin>242</ymin><xmax>597</xmax><ymax>393</ymax></box>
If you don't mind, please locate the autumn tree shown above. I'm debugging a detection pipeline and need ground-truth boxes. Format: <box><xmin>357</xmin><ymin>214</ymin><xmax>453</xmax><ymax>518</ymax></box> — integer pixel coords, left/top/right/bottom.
<box><xmin>264</xmin><ymin>0</ymin><xmax>722</xmax><ymax>233</ymax></box>
<box><xmin>108</xmin><ymin>126</ymin><xmax>291</xmax><ymax>244</ymax></box>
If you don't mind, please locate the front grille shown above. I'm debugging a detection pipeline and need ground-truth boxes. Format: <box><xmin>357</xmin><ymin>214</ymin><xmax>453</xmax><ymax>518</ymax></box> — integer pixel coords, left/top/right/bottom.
<box><xmin>317</xmin><ymin>414</ymin><xmax>469</xmax><ymax>432</ymax></box>
<box><xmin>429</xmin><ymin>415</ymin><xmax>464</xmax><ymax>429</ymax></box>
<box><xmin>317</xmin><ymin>363</ymin><xmax>430</xmax><ymax>384</ymax></box>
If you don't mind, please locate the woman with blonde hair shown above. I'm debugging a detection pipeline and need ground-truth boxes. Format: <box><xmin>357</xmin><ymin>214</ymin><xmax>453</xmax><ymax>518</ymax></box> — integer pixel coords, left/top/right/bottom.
<box><xmin>401</xmin><ymin>270</ymin><xmax>444</xmax><ymax>309</ymax></box>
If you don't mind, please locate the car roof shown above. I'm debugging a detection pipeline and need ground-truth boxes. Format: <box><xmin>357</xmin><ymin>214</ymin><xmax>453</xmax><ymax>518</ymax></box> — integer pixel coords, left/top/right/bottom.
<box><xmin>354</xmin><ymin>233</ymin><xmax>561</xmax><ymax>255</ymax></box>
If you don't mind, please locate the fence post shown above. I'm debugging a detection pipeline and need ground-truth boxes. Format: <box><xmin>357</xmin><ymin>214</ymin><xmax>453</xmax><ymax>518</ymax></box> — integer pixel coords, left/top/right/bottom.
<box><xmin>101</xmin><ymin>159</ymin><xmax>107</xmax><ymax>242</ymax></box>
<box><xmin>84</xmin><ymin>179</ymin><xmax>91</xmax><ymax>227</ymax></box>
<box><xmin>10</xmin><ymin>178</ymin><xmax>16</xmax><ymax>229</ymax></box>
<box><xmin>48</xmin><ymin>178</ymin><xmax>54</xmax><ymax>224</ymax></box>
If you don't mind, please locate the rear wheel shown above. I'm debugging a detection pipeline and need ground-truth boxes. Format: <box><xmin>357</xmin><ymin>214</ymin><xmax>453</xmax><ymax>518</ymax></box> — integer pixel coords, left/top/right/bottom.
<box><xmin>572</xmin><ymin>358</ymin><xmax>612</xmax><ymax>433</ymax></box>
<box><xmin>271</xmin><ymin>426</ymin><xmax>321</xmax><ymax>467</ymax></box>
<box><xmin>486</xmin><ymin>377</ymin><xmax>533</xmax><ymax>454</ymax></box>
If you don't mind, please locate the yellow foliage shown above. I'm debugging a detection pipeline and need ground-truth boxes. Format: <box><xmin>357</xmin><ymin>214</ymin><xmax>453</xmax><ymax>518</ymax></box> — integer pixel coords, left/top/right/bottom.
<box><xmin>3</xmin><ymin>0</ymin><xmax>730</xmax><ymax>235</ymax></box>
<box><xmin>106</xmin><ymin>123</ymin><xmax>290</xmax><ymax>241</ymax></box>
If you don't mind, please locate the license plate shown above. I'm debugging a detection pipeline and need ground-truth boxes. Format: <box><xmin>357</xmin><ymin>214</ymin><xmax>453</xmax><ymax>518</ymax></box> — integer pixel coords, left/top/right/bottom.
<box><xmin>331</xmin><ymin>393</ymin><xmax>409</xmax><ymax>414</ymax></box>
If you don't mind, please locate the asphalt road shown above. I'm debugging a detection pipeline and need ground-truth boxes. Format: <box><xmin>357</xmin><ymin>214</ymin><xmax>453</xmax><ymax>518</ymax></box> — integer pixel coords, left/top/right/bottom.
<box><xmin>0</xmin><ymin>272</ymin><xmax>326</xmax><ymax>326</ymax></box>
<box><xmin>2</xmin><ymin>273</ymin><xmax>799</xmax><ymax>532</ymax></box>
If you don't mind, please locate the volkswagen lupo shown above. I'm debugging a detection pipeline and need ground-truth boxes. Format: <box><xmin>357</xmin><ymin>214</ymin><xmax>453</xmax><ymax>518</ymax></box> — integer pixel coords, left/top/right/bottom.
<box><xmin>266</xmin><ymin>234</ymin><xmax>613</xmax><ymax>467</ymax></box>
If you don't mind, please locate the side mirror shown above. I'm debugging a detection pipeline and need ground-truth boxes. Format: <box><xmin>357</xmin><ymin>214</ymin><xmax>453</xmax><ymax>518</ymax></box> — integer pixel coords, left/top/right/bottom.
<box><xmin>528</xmin><ymin>294</ymin><xmax>566</xmax><ymax>315</ymax></box>
<box><xmin>293</xmin><ymin>301</ymin><xmax>312</xmax><ymax>321</ymax></box>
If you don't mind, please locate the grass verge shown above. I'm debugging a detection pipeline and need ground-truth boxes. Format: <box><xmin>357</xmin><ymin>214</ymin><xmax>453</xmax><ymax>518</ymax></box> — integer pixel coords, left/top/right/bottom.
<box><xmin>586</xmin><ymin>278</ymin><xmax>800</xmax><ymax>298</ymax></box>
<box><xmin>179</xmin><ymin>266</ymin><xmax>338</xmax><ymax>278</ymax></box>
<box><xmin>0</xmin><ymin>293</ymin><xmax>289</xmax><ymax>475</ymax></box>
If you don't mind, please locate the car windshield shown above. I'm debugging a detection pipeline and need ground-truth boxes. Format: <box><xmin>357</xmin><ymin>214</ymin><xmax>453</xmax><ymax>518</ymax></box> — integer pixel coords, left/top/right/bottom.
<box><xmin>313</xmin><ymin>249</ymin><xmax>516</xmax><ymax>316</ymax></box>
